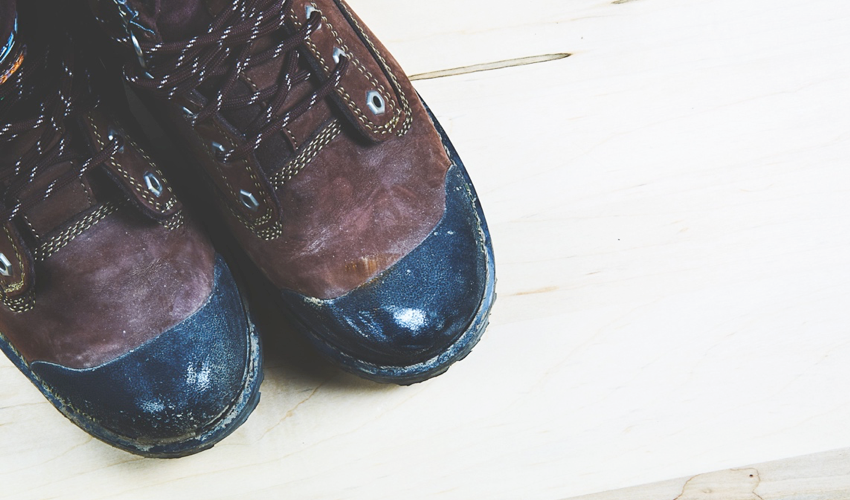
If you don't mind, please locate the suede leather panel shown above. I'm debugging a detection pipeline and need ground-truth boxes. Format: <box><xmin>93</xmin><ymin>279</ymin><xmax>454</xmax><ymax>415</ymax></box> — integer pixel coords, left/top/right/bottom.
<box><xmin>216</xmin><ymin>0</ymin><xmax>450</xmax><ymax>298</ymax></box>
<box><xmin>0</xmin><ymin>207</ymin><xmax>216</xmax><ymax>369</ymax></box>
<box><xmin>255</xmin><ymin>1</ymin><xmax>451</xmax><ymax>298</ymax></box>
<box><xmin>19</xmin><ymin>163</ymin><xmax>96</xmax><ymax>238</ymax></box>
<box><xmin>231</xmin><ymin>90</ymin><xmax>449</xmax><ymax>299</ymax></box>
<box><xmin>244</xmin><ymin>0</ymin><xmax>451</xmax><ymax>298</ymax></box>
<box><xmin>93</xmin><ymin>0</ymin><xmax>451</xmax><ymax>298</ymax></box>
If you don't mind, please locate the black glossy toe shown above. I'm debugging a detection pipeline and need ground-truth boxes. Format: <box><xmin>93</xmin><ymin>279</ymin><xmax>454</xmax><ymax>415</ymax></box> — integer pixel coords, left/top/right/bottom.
<box><xmin>281</xmin><ymin>162</ymin><xmax>489</xmax><ymax>367</ymax></box>
<box><xmin>31</xmin><ymin>256</ymin><xmax>252</xmax><ymax>443</ymax></box>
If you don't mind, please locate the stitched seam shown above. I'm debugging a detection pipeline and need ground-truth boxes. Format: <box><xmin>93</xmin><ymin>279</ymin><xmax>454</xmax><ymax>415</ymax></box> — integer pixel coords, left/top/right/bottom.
<box><xmin>2</xmin><ymin>289</ymin><xmax>34</xmax><ymax>313</ymax></box>
<box><xmin>207</xmin><ymin>119</ymin><xmax>279</xmax><ymax>238</ymax></box>
<box><xmin>33</xmin><ymin>202</ymin><xmax>119</xmax><ymax>261</ymax></box>
<box><xmin>193</xmin><ymin>85</ymin><xmax>280</xmax><ymax>239</ymax></box>
<box><xmin>293</xmin><ymin>5</ymin><xmax>401</xmax><ymax>135</ymax></box>
<box><xmin>79</xmin><ymin>177</ymin><xmax>94</xmax><ymax>205</ymax></box>
<box><xmin>159</xmin><ymin>209</ymin><xmax>184</xmax><ymax>231</ymax></box>
<box><xmin>127</xmin><ymin>136</ymin><xmax>179</xmax><ymax>213</ymax></box>
<box><xmin>336</xmin><ymin>0</ymin><xmax>413</xmax><ymax>137</ymax></box>
<box><xmin>305</xmin><ymin>36</ymin><xmax>398</xmax><ymax>133</ymax></box>
<box><xmin>213</xmin><ymin>188</ymin><xmax>283</xmax><ymax>240</ymax></box>
<box><xmin>20</xmin><ymin>213</ymin><xmax>38</xmax><ymax>238</ymax></box>
<box><xmin>271</xmin><ymin>119</ymin><xmax>341</xmax><ymax>188</ymax></box>
<box><xmin>284</xmin><ymin>125</ymin><xmax>299</xmax><ymax>149</ymax></box>
<box><xmin>88</xmin><ymin>115</ymin><xmax>176</xmax><ymax>213</ymax></box>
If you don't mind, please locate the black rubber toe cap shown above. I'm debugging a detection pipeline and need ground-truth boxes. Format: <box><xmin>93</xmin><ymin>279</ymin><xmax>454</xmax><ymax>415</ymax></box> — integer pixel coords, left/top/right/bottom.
<box><xmin>31</xmin><ymin>256</ymin><xmax>251</xmax><ymax>443</ymax></box>
<box><xmin>281</xmin><ymin>162</ymin><xmax>490</xmax><ymax>367</ymax></box>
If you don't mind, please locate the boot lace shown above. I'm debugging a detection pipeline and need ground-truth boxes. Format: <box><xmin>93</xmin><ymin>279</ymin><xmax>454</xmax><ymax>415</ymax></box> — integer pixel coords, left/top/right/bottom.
<box><xmin>0</xmin><ymin>44</ymin><xmax>123</xmax><ymax>224</ymax></box>
<box><xmin>123</xmin><ymin>0</ymin><xmax>349</xmax><ymax>163</ymax></box>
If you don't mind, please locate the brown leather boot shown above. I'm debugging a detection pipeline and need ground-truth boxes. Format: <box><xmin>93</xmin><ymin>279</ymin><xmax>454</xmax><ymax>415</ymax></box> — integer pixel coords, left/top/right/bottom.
<box><xmin>88</xmin><ymin>0</ymin><xmax>495</xmax><ymax>384</ymax></box>
<box><xmin>0</xmin><ymin>0</ymin><xmax>261</xmax><ymax>456</ymax></box>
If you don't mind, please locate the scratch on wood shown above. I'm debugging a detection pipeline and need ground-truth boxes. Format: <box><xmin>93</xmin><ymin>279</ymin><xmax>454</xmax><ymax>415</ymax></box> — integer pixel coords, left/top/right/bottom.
<box><xmin>257</xmin><ymin>378</ymin><xmax>331</xmax><ymax>440</ymax></box>
<box><xmin>409</xmin><ymin>53</ymin><xmax>571</xmax><ymax>81</ymax></box>
<box><xmin>512</xmin><ymin>286</ymin><xmax>558</xmax><ymax>296</ymax></box>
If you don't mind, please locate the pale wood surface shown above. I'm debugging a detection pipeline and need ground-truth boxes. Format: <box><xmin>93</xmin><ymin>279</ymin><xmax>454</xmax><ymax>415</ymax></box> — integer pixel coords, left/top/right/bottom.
<box><xmin>568</xmin><ymin>449</ymin><xmax>850</xmax><ymax>500</ymax></box>
<box><xmin>3</xmin><ymin>0</ymin><xmax>850</xmax><ymax>498</ymax></box>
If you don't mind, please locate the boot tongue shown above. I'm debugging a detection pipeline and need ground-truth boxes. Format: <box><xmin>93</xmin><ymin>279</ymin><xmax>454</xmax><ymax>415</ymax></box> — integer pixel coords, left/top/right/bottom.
<box><xmin>154</xmin><ymin>0</ymin><xmax>213</xmax><ymax>42</ymax></box>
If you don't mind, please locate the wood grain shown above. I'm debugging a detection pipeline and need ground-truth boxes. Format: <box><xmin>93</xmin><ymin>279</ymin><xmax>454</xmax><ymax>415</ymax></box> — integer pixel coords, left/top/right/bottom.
<box><xmin>2</xmin><ymin>0</ymin><xmax>850</xmax><ymax>498</ymax></box>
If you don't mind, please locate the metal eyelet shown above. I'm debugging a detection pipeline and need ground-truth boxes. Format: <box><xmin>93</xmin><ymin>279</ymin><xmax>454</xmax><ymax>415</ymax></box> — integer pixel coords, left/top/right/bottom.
<box><xmin>239</xmin><ymin>190</ymin><xmax>260</xmax><ymax>211</ymax></box>
<box><xmin>115</xmin><ymin>0</ymin><xmax>148</xmax><ymax>70</ymax></box>
<box><xmin>306</xmin><ymin>4</ymin><xmax>320</xmax><ymax>24</ymax></box>
<box><xmin>143</xmin><ymin>172</ymin><xmax>164</xmax><ymax>198</ymax></box>
<box><xmin>332</xmin><ymin>47</ymin><xmax>345</xmax><ymax>64</ymax></box>
<box><xmin>107</xmin><ymin>129</ymin><xmax>125</xmax><ymax>152</ymax></box>
<box><xmin>0</xmin><ymin>253</ymin><xmax>11</xmax><ymax>277</ymax></box>
<box><xmin>129</xmin><ymin>30</ymin><xmax>147</xmax><ymax>70</ymax></box>
<box><xmin>366</xmin><ymin>90</ymin><xmax>386</xmax><ymax>115</ymax></box>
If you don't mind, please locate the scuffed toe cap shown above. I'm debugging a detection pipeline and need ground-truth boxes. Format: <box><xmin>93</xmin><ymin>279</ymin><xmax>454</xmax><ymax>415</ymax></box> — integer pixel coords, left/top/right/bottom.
<box><xmin>281</xmin><ymin>162</ymin><xmax>490</xmax><ymax>368</ymax></box>
<box><xmin>31</xmin><ymin>257</ymin><xmax>252</xmax><ymax>444</ymax></box>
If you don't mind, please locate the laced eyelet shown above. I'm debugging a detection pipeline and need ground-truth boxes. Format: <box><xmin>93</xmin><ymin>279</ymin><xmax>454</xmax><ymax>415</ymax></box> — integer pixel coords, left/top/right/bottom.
<box><xmin>128</xmin><ymin>30</ymin><xmax>147</xmax><ymax>71</ymax></box>
<box><xmin>107</xmin><ymin>129</ymin><xmax>125</xmax><ymax>152</ymax></box>
<box><xmin>366</xmin><ymin>90</ymin><xmax>386</xmax><ymax>115</ymax></box>
<box><xmin>239</xmin><ymin>190</ymin><xmax>260</xmax><ymax>211</ymax></box>
<box><xmin>305</xmin><ymin>5</ymin><xmax>321</xmax><ymax>26</ymax></box>
<box><xmin>332</xmin><ymin>47</ymin><xmax>345</xmax><ymax>64</ymax></box>
<box><xmin>0</xmin><ymin>253</ymin><xmax>11</xmax><ymax>277</ymax></box>
<box><xmin>143</xmin><ymin>172</ymin><xmax>164</xmax><ymax>198</ymax></box>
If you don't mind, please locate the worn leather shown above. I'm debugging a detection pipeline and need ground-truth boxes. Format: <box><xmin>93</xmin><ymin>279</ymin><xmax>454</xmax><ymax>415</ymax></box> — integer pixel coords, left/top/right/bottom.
<box><xmin>0</xmin><ymin>3</ymin><xmax>217</xmax><ymax>369</ymax></box>
<box><xmin>0</xmin><ymin>0</ymin><xmax>261</xmax><ymax>455</ymax></box>
<box><xmin>31</xmin><ymin>257</ymin><xmax>248</xmax><ymax>441</ymax></box>
<box><xmin>0</xmin><ymin>206</ymin><xmax>216</xmax><ymax>368</ymax></box>
<box><xmin>91</xmin><ymin>0</ymin><xmax>451</xmax><ymax>299</ymax></box>
<box><xmin>282</xmin><ymin>162</ymin><xmax>488</xmax><ymax>365</ymax></box>
<box><xmin>238</xmin><ymin>107</ymin><xmax>449</xmax><ymax>299</ymax></box>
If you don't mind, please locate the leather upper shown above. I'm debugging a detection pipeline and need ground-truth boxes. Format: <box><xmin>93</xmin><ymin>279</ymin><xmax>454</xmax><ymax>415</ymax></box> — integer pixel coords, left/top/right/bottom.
<box><xmin>0</xmin><ymin>207</ymin><xmax>216</xmax><ymax>369</ymax></box>
<box><xmin>31</xmin><ymin>257</ymin><xmax>248</xmax><ymax>440</ymax></box>
<box><xmin>90</xmin><ymin>0</ymin><xmax>452</xmax><ymax>299</ymax></box>
<box><xmin>0</xmin><ymin>5</ymin><xmax>217</xmax><ymax>369</ymax></box>
<box><xmin>0</xmin><ymin>0</ymin><xmax>262</xmax><ymax>455</ymax></box>
<box><xmin>282</xmin><ymin>162</ymin><xmax>489</xmax><ymax>365</ymax></box>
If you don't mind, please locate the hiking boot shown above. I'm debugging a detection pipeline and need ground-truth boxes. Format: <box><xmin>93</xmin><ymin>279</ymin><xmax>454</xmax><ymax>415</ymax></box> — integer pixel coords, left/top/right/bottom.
<box><xmin>88</xmin><ymin>0</ymin><xmax>495</xmax><ymax>384</ymax></box>
<box><xmin>0</xmin><ymin>0</ymin><xmax>261</xmax><ymax>457</ymax></box>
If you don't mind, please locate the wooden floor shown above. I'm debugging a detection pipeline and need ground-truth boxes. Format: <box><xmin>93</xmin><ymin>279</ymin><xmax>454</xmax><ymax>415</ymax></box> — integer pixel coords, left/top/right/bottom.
<box><xmin>3</xmin><ymin>0</ymin><xmax>850</xmax><ymax>498</ymax></box>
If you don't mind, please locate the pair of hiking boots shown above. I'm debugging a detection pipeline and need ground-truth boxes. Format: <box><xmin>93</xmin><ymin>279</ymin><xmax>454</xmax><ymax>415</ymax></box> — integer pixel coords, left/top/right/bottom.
<box><xmin>0</xmin><ymin>0</ymin><xmax>494</xmax><ymax>457</ymax></box>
